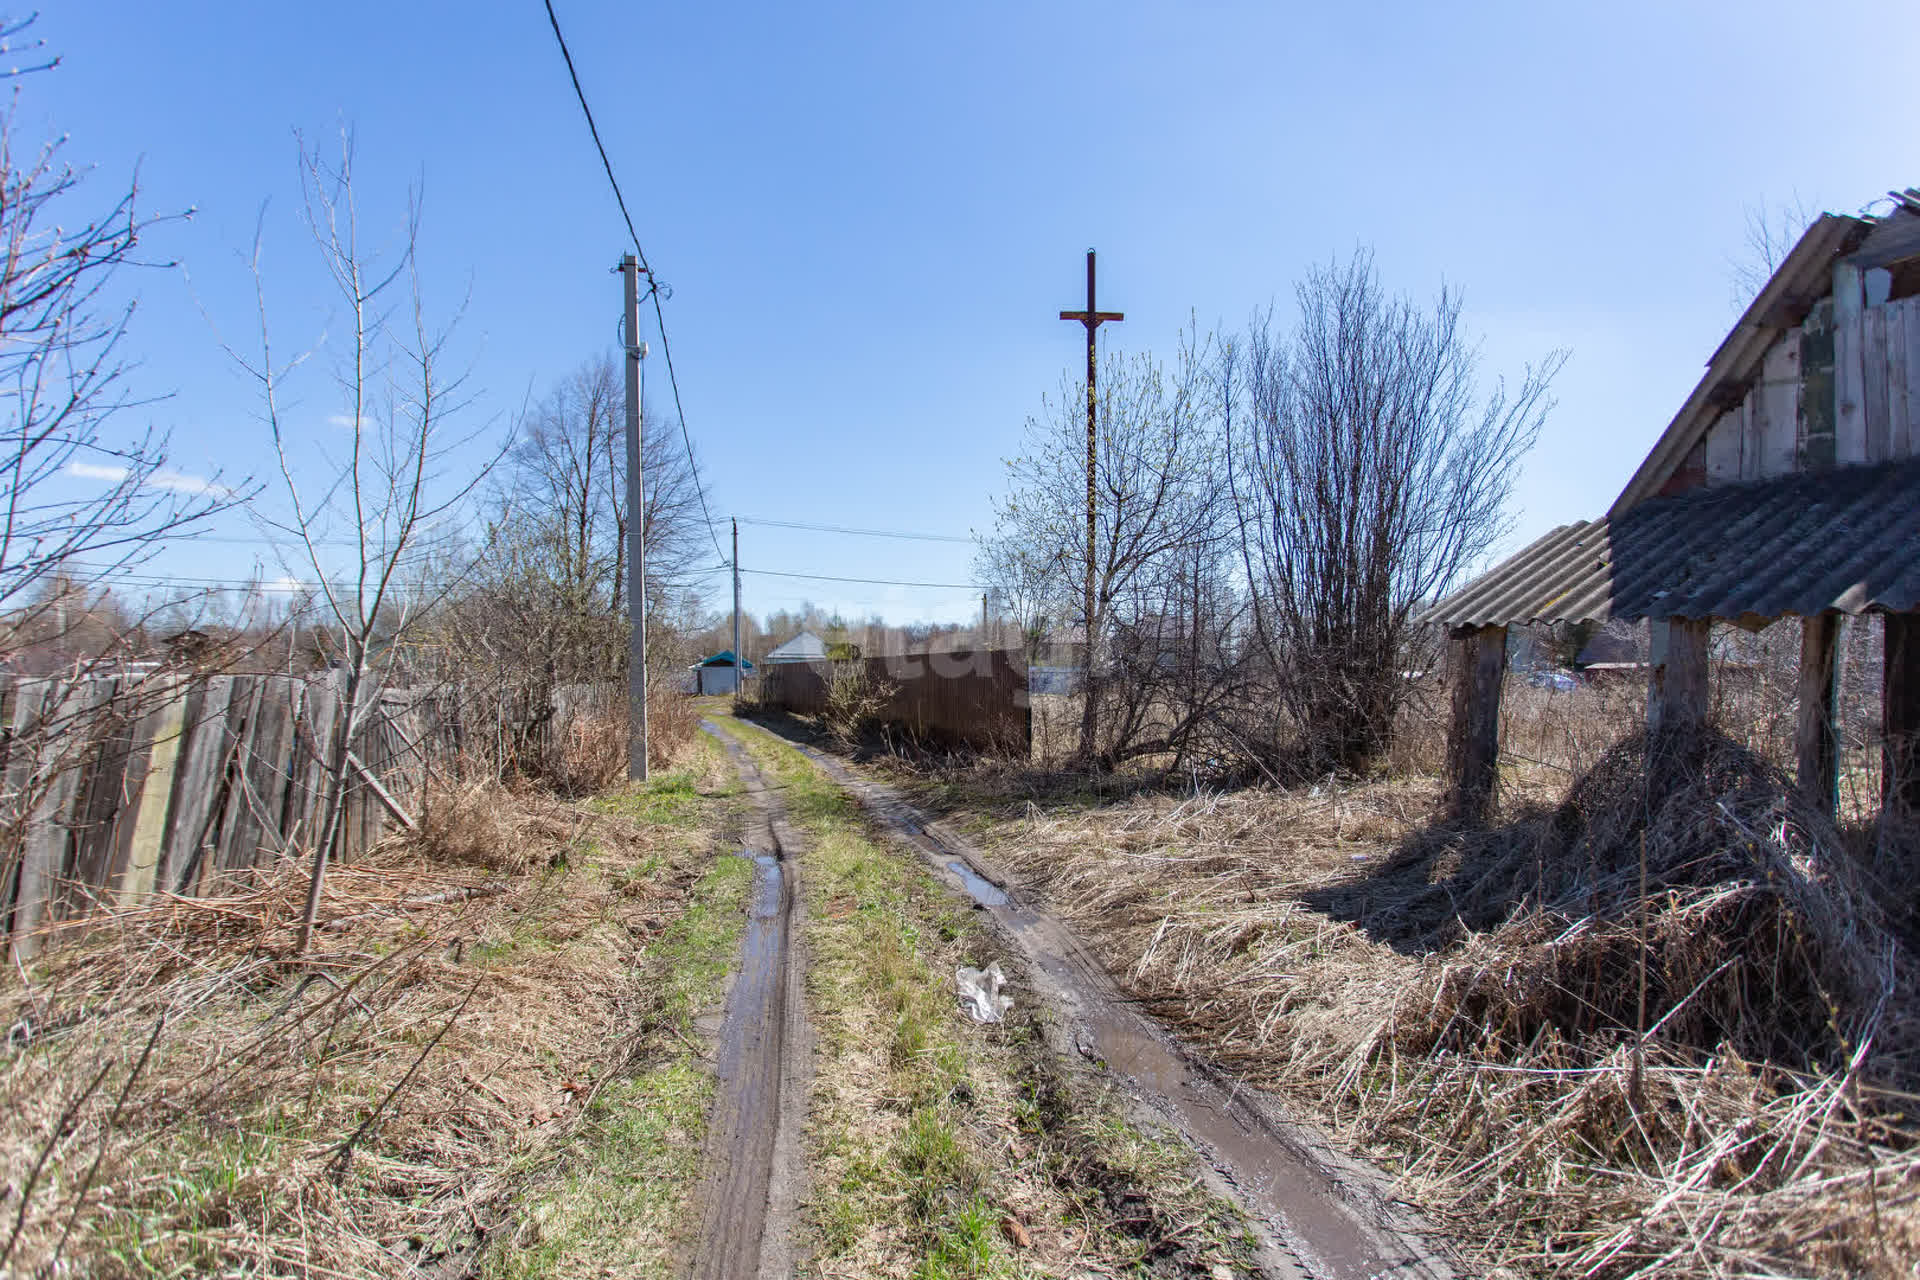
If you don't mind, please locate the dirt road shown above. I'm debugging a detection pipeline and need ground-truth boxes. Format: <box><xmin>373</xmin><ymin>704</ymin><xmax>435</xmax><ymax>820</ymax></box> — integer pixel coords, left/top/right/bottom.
<box><xmin>684</xmin><ymin>725</ymin><xmax>813</xmax><ymax>1279</ymax></box>
<box><xmin>687</xmin><ymin>711</ymin><xmax>1461</xmax><ymax>1278</ymax></box>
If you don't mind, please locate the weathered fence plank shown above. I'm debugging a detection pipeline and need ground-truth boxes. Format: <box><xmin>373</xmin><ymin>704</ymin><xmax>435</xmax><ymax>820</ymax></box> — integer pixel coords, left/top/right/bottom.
<box><xmin>3</xmin><ymin>680</ymin><xmax>54</xmax><ymax>952</ymax></box>
<box><xmin>67</xmin><ymin>678</ymin><xmax>138</xmax><ymax>917</ymax></box>
<box><xmin>117</xmin><ymin>679</ymin><xmax>188</xmax><ymax>907</ymax></box>
<box><xmin>288</xmin><ymin>680</ymin><xmax>338</xmax><ymax>853</ymax></box>
<box><xmin>211</xmin><ymin>677</ymin><xmax>267</xmax><ymax>885</ymax></box>
<box><xmin>13</xmin><ymin>681</ymin><xmax>104</xmax><ymax>957</ymax></box>
<box><xmin>2</xmin><ymin>671</ymin><xmax>571</xmax><ymax>951</ymax></box>
<box><xmin>159</xmin><ymin>675</ymin><xmax>237</xmax><ymax>895</ymax></box>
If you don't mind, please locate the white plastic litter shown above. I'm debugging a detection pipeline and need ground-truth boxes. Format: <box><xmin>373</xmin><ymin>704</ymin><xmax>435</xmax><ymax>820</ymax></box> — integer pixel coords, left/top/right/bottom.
<box><xmin>955</xmin><ymin>961</ymin><xmax>1013</xmax><ymax>1023</ymax></box>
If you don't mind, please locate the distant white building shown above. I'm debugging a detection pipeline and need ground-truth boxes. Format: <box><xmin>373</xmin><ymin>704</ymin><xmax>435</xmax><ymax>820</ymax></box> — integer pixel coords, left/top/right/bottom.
<box><xmin>763</xmin><ymin>630</ymin><xmax>829</xmax><ymax>664</ymax></box>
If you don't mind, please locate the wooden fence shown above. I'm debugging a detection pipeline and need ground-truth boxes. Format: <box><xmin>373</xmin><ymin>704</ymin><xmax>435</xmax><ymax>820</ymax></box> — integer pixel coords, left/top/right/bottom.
<box><xmin>0</xmin><ymin>671</ymin><xmax>566</xmax><ymax>960</ymax></box>
<box><xmin>759</xmin><ymin>649</ymin><xmax>1030</xmax><ymax>752</ymax></box>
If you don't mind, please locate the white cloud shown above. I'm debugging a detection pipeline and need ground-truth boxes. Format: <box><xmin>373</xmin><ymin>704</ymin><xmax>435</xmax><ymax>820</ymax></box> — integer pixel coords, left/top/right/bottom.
<box><xmin>326</xmin><ymin>413</ymin><xmax>365</xmax><ymax>430</ymax></box>
<box><xmin>259</xmin><ymin>575</ymin><xmax>309</xmax><ymax>597</ymax></box>
<box><xmin>148</xmin><ymin>468</ymin><xmax>230</xmax><ymax>497</ymax></box>
<box><xmin>66</xmin><ymin>459</ymin><xmax>232</xmax><ymax>498</ymax></box>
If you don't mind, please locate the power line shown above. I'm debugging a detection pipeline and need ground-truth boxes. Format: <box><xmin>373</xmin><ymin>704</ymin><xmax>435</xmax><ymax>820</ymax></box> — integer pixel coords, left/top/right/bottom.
<box><xmin>741</xmin><ymin>567</ymin><xmax>980</xmax><ymax>590</ymax></box>
<box><xmin>732</xmin><ymin>516</ymin><xmax>975</xmax><ymax>544</ymax></box>
<box><xmin>540</xmin><ymin>0</ymin><xmax>728</xmax><ymax>565</ymax></box>
<box><xmin>71</xmin><ymin>564</ymin><xmax>981</xmax><ymax>593</ymax></box>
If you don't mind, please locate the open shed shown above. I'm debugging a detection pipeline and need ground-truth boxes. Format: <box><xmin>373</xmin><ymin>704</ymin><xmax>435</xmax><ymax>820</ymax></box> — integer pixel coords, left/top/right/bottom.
<box><xmin>1427</xmin><ymin>188</ymin><xmax>1920</xmax><ymax>823</ymax></box>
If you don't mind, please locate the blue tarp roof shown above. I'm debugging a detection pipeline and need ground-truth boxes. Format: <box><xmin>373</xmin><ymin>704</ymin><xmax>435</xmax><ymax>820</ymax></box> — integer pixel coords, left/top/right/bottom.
<box><xmin>693</xmin><ymin>650</ymin><xmax>753</xmax><ymax>669</ymax></box>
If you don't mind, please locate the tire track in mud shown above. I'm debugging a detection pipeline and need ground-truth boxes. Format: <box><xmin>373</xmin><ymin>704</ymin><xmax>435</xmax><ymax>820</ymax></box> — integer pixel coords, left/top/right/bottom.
<box><xmin>686</xmin><ymin>723</ymin><xmax>812</xmax><ymax>1280</ymax></box>
<box><xmin>768</xmin><ymin>729</ymin><xmax>1459</xmax><ymax>1280</ymax></box>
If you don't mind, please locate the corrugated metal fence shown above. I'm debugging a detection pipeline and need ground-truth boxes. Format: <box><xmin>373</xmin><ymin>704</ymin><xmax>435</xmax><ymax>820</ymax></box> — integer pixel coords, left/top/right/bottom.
<box><xmin>760</xmin><ymin>648</ymin><xmax>1030</xmax><ymax>753</ymax></box>
<box><xmin>0</xmin><ymin>672</ymin><xmax>574</xmax><ymax>959</ymax></box>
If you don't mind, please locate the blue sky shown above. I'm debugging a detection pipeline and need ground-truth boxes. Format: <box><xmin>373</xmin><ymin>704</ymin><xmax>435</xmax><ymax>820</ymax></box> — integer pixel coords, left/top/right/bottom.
<box><xmin>32</xmin><ymin>1</ymin><xmax>1920</xmax><ymax>624</ymax></box>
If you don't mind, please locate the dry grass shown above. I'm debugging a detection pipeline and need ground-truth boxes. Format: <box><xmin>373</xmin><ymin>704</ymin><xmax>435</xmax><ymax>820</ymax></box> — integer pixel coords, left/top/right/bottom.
<box><xmin>0</xmin><ymin>742</ymin><xmax>738</xmax><ymax>1278</ymax></box>
<box><xmin>894</xmin><ymin>699</ymin><xmax>1920</xmax><ymax>1278</ymax></box>
<box><xmin>536</xmin><ymin>686</ymin><xmax>704</xmax><ymax>795</ymax></box>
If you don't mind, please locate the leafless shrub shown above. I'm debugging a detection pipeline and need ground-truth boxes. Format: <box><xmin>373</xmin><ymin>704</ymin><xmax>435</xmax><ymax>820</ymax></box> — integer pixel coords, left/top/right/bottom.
<box><xmin>977</xmin><ymin>334</ymin><xmax>1225</xmax><ymax>766</ymax></box>
<box><xmin>1232</xmin><ymin>250</ymin><xmax>1565</xmax><ymax>778</ymax></box>
<box><xmin>0</xmin><ymin>18</ymin><xmax>243</xmax><ymax>629</ymax></box>
<box><xmin>825</xmin><ymin>661</ymin><xmax>898</xmax><ymax>746</ymax></box>
<box><xmin>230</xmin><ymin>130</ymin><xmax>505</xmax><ymax>953</ymax></box>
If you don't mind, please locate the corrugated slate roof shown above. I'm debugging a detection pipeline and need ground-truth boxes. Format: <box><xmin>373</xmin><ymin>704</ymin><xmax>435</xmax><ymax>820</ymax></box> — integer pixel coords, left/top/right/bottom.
<box><xmin>1426</xmin><ymin>458</ymin><xmax>1920</xmax><ymax>627</ymax></box>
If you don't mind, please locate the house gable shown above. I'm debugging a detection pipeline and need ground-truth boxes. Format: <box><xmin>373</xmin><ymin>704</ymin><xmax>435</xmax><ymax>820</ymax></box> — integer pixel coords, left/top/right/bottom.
<box><xmin>1611</xmin><ymin>192</ymin><xmax>1920</xmax><ymax>515</ymax></box>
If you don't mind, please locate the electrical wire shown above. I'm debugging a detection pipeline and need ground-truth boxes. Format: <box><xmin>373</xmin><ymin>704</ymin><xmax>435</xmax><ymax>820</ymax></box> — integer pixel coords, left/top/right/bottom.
<box><xmin>741</xmin><ymin>567</ymin><xmax>980</xmax><ymax>590</ymax></box>
<box><xmin>72</xmin><ymin>564</ymin><xmax>981</xmax><ymax>593</ymax></box>
<box><xmin>731</xmin><ymin>516</ymin><xmax>975</xmax><ymax>544</ymax></box>
<box><xmin>540</xmin><ymin>0</ymin><xmax>728</xmax><ymax>564</ymax></box>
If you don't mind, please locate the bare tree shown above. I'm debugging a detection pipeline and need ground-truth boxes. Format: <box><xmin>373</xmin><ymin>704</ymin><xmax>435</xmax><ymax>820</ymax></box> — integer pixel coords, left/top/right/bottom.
<box><xmin>0</xmin><ymin>17</ymin><xmax>239</xmax><ymax>630</ymax></box>
<box><xmin>1233</xmin><ymin>250</ymin><xmax>1564</xmax><ymax>777</ymax></box>
<box><xmin>421</xmin><ymin>355</ymin><xmax>711</xmax><ymax>719</ymax></box>
<box><xmin>232</xmin><ymin>132</ymin><xmax>500</xmax><ymax>953</ymax></box>
<box><xmin>980</xmin><ymin>335</ymin><xmax>1224</xmax><ymax>765</ymax></box>
<box><xmin>498</xmin><ymin>354</ymin><xmax>712</xmax><ymax>625</ymax></box>
<box><xmin>1729</xmin><ymin>194</ymin><xmax>1822</xmax><ymax>311</ymax></box>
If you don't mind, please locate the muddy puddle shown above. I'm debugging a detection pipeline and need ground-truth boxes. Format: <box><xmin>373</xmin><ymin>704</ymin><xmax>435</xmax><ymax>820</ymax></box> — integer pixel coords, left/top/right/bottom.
<box><xmin>945</xmin><ymin>859</ymin><xmax>1007</xmax><ymax>906</ymax></box>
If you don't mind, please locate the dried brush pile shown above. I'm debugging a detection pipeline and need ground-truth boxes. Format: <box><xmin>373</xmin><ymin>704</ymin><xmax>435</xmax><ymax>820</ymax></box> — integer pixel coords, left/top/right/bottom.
<box><xmin>934</xmin><ymin>729</ymin><xmax>1920</xmax><ymax>1277</ymax></box>
<box><xmin>1383</xmin><ymin>729</ymin><xmax>1914</xmax><ymax>1073</ymax></box>
<box><xmin>0</xmin><ymin>780</ymin><xmax>680</xmax><ymax>1278</ymax></box>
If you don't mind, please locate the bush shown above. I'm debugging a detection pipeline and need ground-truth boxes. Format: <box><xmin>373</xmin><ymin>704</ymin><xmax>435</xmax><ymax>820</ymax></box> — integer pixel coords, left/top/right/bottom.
<box><xmin>825</xmin><ymin>662</ymin><xmax>897</xmax><ymax>746</ymax></box>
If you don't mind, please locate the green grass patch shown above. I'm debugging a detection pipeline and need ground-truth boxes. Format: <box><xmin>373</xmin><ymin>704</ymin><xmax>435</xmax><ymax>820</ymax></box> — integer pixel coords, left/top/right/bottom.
<box><xmin>589</xmin><ymin>734</ymin><xmax>739</xmax><ymax>828</ymax></box>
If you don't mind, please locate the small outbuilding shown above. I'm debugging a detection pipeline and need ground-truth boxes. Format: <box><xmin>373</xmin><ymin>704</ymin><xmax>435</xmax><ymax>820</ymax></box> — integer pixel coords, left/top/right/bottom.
<box><xmin>1427</xmin><ymin>188</ymin><xmax>1920</xmax><ymax>823</ymax></box>
<box><xmin>690</xmin><ymin>650</ymin><xmax>753</xmax><ymax>696</ymax></box>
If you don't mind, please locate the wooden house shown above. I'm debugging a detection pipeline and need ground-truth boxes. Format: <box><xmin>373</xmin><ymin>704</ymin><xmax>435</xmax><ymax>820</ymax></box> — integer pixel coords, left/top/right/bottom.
<box><xmin>1428</xmin><ymin>188</ymin><xmax>1920</xmax><ymax>821</ymax></box>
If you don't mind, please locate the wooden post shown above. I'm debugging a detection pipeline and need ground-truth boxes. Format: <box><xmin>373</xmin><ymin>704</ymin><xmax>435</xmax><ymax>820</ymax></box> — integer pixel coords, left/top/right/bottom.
<box><xmin>1885</xmin><ymin>611</ymin><xmax>1920</xmax><ymax>817</ymax></box>
<box><xmin>1646</xmin><ymin>617</ymin><xmax>1712</xmax><ymax>737</ymax></box>
<box><xmin>1444</xmin><ymin>624</ymin><xmax>1506</xmax><ymax>823</ymax></box>
<box><xmin>1795</xmin><ymin>613</ymin><xmax>1841</xmax><ymax>817</ymax></box>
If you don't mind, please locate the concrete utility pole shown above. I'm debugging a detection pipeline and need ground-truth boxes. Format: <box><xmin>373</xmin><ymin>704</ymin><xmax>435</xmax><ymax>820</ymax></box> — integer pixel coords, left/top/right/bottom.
<box><xmin>621</xmin><ymin>254</ymin><xmax>649</xmax><ymax>781</ymax></box>
<box><xmin>1059</xmin><ymin>248</ymin><xmax>1122</xmax><ymax>761</ymax></box>
<box><xmin>732</xmin><ymin>518</ymin><xmax>742</xmax><ymax>697</ymax></box>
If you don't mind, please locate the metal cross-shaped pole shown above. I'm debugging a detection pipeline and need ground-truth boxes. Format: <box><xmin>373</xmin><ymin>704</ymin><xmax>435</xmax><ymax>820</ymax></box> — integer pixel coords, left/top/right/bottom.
<box><xmin>1060</xmin><ymin>248</ymin><xmax>1121</xmax><ymax>761</ymax></box>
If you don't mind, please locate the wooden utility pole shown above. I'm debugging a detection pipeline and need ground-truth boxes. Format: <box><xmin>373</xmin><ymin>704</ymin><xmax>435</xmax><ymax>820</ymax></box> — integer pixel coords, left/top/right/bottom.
<box><xmin>620</xmin><ymin>255</ymin><xmax>649</xmax><ymax>781</ymax></box>
<box><xmin>732</xmin><ymin>518</ymin><xmax>742</xmax><ymax>698</ymax></box>
<box><xmin>1060</xmin><ymin>249</ymin><xmax>1121</xmax><ymax>763</ymax></box>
